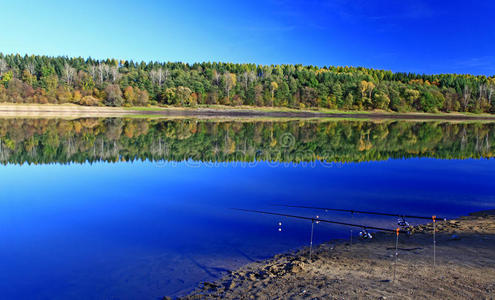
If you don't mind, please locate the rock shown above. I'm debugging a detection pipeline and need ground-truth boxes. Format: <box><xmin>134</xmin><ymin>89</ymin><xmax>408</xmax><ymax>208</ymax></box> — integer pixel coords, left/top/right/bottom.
<box><xmin>203</xmin><ymin>281</ymin><xmax>218</xmax><ymax>290</ymax></box>
<box><xmin>286</xmin><ymin>262</ymin><xmax>304</xmax><ymax>273</ymax></box>
<box><xmin>248</xmin><ymin>273</ymin><xmax>257</xmax><ymax>281</ymax></box>
<box><xmin>237</xmin><ymin>271</ymin><xmax>246</xmax><ymax>277</ymax></box>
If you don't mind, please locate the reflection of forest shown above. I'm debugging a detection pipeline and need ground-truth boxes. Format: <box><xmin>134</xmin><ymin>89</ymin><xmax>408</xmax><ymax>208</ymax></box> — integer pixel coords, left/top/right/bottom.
<box><xmin>0</xmin><ymin>118</ymin><xmax>493</xmax><ymax>164</ymax></box>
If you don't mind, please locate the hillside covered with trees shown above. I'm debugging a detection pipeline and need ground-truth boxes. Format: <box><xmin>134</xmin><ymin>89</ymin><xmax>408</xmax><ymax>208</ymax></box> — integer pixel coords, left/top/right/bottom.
<box><xmin>0</xmin><ymin>53</ymin><xmax>494</xmax><ymax>113</ymax></box>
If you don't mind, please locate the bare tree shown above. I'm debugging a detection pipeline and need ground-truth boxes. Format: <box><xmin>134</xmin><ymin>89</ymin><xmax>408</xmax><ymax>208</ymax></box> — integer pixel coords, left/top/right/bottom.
<box><xmin>26</xmin><ymin>62</ymin><xmax>35</xmax><ymax>75</ymax></box>
<box><xmin>109</xmin><ymin>66</ymin><xmax>121</xmax><ymax>83</ymax></box>
<box><xmin>164</xmin><ymin>69</ymin><xmax>170</xmax><ymax>81</ymax></box>
<box><xmin>248</xmin><ymin>71</ymin><xmax>256</xmax><ymax>84</ymax></box>
<box><xmin>240</xmin><ymin>72</ymin><xmax>249</xmax><ymax>89</ymax></box>
<box><xmin>89</xmin><ymin>65</ymin><xmax>97</xmax><ymax>81</ymax></box>
<box><xmin>150</xmin><ymin>68</ymin><xmax>164</xmax><ymax>86</ymax></box>
<box><xmin>158</xmin><ymin>68</ymin><xmax>164</xmax><ymax>85</ymax></box>
<box><xmin>478</xmin><ymin>84</ymin><xmax>486</xmax><ymax>102</ymax></box>
<box><xmin>213</xmin><ymin>70</ymin><xmax>221</xmax><ymax>86</ymax></box>
<box><xmin>150</xmin><ymin>69</ymin><xmax>158</xmax><ymax>85</ymax></box>
<box><xmin>0</xmin><ymin>59</ymin><xmax>8</xmax><ymax>76</ymax></box>
<box><xmin>223</xmin><ymin>72</ymin><xmax>236</xmax><ymax>99</ymax></box>
<box><xmin>462</xmin><ymin>85</ymin><xmax>471</xmax><ymax>109</ymax></box>
<box><xmin>62</xmin><ymin>62</ymin><xmax>76</xmax><ymax>85</ymax></box>
<box><xmin>97</xmin><ymin>63</ymin><xmax>109</xmax><ymax>84</ymax></box>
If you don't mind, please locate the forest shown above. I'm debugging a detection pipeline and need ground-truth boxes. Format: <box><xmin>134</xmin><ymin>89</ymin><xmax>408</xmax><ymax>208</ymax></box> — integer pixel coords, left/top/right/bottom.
<box><xmin>0</xmin><ymin>118</ymin><xmax>492</xmax><ymax>165</ymax></box>
<box><xmin>0</xmin><ymin>53</ymin><xmax>494</xmax><ymax>113</ymax></box>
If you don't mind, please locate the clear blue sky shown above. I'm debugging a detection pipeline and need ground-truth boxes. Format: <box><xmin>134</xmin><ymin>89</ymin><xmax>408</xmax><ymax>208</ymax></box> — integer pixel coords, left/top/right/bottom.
<box><xmin>2</xmin><ymin>0</ymin><xmax>494</xmax><ymax>75</ymax></box>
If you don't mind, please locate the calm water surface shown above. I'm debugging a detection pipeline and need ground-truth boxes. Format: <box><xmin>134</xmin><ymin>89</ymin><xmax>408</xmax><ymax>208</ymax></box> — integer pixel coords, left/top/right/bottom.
<box><xmin>0</xmin><ymin>118</ymin><xmax>494</xmax><ymax>299</ymax></box>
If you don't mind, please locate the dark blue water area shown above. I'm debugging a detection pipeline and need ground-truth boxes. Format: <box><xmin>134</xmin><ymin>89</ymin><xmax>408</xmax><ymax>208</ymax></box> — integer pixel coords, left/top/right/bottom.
<box><xmin>0</xmin><ymin>158</ymin><xmax>494</xmax><ymax>299</ymax></box>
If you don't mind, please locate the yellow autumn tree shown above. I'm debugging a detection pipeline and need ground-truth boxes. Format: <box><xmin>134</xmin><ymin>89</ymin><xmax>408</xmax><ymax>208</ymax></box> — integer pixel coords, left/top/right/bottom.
<box><xmin>270</xmin><ymin>81</ymin><xmax>278</xmax><ymax>106</ymax></box>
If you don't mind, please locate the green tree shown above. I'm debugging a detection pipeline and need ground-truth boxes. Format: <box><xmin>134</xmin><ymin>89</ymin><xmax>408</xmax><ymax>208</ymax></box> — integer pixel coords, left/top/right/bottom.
<box><xmin>270</xmin><ymin>81</ymin><xmax>278</xmax><ymax>107</ymax></box>
<box><xmin>343</xmin><ymin>92</ymin><xmax>354</xmax><ymax>109</ymax></box>
<box><xmin>333</xmin><ymin>83</ymin><xmax>343</xmax><ymax>107</ymax></box>
<box><xmin>176</xmin><ymin>86</ymin><xmax>192</xmax><ymax>106</ymax></box>
<box><xmin>373</xmin><ymin>92</ymin><xmax>390</xmax><ymax>110</ymax></box>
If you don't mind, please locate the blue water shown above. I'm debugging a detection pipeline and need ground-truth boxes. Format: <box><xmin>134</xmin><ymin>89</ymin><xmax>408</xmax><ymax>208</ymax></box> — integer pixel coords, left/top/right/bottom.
<box><xmin>0</xmin><ymin>158</ymin><xmax>494</xmax><ymax>299</ymax></box>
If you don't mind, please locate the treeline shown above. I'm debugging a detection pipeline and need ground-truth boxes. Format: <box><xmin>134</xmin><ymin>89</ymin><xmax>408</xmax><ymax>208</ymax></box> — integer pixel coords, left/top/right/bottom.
<box><xmin>0</xmin><ymin>53</ymin><xmax>494</xmax><ymax>113</ymax></box>
<box><xmin>0</xmin><ymin>118</ymin><xmax>493</xmax><ymax>165</ymax></box>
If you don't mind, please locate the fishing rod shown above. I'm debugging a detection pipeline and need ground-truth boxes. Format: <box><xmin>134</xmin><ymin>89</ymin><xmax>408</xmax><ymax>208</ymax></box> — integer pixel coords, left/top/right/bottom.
<box><xmin>273</xmin><ymin>204</ymin><xmax>447</xmax><ymax>221</ymax></box>
<box><xmin>272</xmin><ymin>204</ymin><xmax>444</xmax><ymax>262</ymax></box>
<box><xmin>232</xmin><ymin>208</ymin><xmax>408</xmax><ymax>234</ymax></box>
<box><xmin>235</xmin><ymin>208</ymin><xmax>439</xmax><ymax>275</ymax></box>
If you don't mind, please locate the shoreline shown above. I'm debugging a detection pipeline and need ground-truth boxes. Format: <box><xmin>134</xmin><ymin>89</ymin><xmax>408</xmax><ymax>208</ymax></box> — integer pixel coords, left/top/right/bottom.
<box><xmin>1</xmin><ymin>104</ymin><xmax>495</xmax><ymax>121</ymax></box>
<box><xmin>179</xmin><ymin>210</ymin><xmax>495</xmax><ymax>299</ymax></box>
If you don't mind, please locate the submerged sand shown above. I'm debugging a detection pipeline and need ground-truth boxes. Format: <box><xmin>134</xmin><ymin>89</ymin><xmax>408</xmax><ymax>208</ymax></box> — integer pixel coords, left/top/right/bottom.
<box><xmin>179</xmin><ymin>210</ymin><xmax>495</xmax><ymax>299</ymax></box>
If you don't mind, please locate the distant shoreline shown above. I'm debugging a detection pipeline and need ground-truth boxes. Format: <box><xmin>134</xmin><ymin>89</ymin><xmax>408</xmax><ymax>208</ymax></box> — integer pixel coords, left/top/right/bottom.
<box><xmin>1</xmin><ymin>103</ymin><xmax>495</xmax><ymax>121</ymax></box>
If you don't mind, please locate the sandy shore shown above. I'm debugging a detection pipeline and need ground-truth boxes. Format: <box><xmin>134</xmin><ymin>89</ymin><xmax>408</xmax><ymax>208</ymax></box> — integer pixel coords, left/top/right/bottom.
<box><xmin>1</xmin><ymin>104</ymin><xmax>495</xmax><ymax>120</ymax></box>
<box><xmin>179</xmin><ymin>210</ymin><xmax>495</xmax><ymax>299</ymax></box>
<box><xmin>0</xmin><ymin>104</ymin><xmax>136</xmax><ymax>118</ymax></box>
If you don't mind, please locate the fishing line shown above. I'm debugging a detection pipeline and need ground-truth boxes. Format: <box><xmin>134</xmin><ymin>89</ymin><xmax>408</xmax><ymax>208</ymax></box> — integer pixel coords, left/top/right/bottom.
<box><xmin>273</xmin><ymin>204</ymin><xmax>447</xmax><ymax>221</ymax></box>
<box><xmin>232</xmin><ymin>208</ymin><xmax>408</xmax><ymax>233</ymax></box>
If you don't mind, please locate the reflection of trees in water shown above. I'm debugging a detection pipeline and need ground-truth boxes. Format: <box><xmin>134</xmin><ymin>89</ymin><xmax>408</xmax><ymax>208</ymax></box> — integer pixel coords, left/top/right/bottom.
<box><xmin>0</xmin><ymin>118</ymin><xmax>493</xmax><ymax>165</ymax></box>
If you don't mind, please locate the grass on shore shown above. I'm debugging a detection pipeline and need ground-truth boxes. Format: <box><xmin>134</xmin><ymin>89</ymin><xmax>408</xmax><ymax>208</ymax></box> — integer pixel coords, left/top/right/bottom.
<box><xmin>1</xmin><ymin>102</ymin><xmax>495</xmax><ymax>119</ymax></box>
<box><xmin>123</xmin><ymin>103</ymin><xmax>495</xmax><ymax>117</ymax></box>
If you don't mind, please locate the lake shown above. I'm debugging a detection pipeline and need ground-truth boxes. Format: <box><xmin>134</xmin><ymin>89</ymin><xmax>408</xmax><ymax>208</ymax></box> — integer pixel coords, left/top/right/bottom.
<box><xmin>0</xmin><ymin>117</ymin><xmax>494</xmax><ymax>299</ymax></box>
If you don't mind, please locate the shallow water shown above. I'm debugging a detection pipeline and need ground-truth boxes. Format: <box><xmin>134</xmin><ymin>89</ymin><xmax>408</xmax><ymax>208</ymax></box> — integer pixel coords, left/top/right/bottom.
<box><xmin>0</xmin><ymin>118</ymin><xmax>494</xmax><ymax>299</ymax></box>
